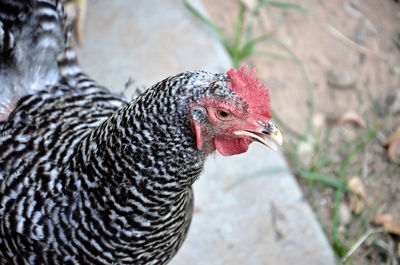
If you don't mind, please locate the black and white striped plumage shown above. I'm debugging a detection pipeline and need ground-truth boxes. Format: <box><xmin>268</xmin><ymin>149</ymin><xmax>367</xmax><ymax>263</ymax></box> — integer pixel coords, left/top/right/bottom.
<box><xmin>0</xmin><ymin>1</ymin><xmax>279</xmax><ymax>264</ymax></box>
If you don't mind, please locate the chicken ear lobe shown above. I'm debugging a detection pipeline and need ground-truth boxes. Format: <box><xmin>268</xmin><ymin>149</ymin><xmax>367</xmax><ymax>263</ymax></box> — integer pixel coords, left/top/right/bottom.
<box><xmin>190</xmin><ymin>119</ymin><xmax>204</xmax><ymax>151</ymax></box>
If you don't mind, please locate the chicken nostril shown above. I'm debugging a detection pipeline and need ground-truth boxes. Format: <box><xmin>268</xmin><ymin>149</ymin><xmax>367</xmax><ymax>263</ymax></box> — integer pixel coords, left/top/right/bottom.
<box><xmin>262</xmin><ymin>122</ymin><xmax>277</xmax><ymax>134</ymax></box>
<box><xmin>257</xmin><ymin>120</ymin><xmax>266</xmax><ymax>127</ymax></box>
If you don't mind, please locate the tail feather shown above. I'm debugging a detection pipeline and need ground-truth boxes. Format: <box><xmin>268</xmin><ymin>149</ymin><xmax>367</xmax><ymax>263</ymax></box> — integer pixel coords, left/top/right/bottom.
<box><xmin>0</xmin><ymin>0</ymin><xmax>28</xmax><ymax>53</ymax></box>
<box><xmin>0</xmin><ymin>20</ymin><xmax>15</xmax><ymax>53</ymax></box>
<box><xmin>0</xmin><ymin>0</ymin><xmax>89</xmax><ymax>121</ymax></box>
<box><xmin>11</xmin><ymin>0</ymin><xmax>65</xmax><ymax>88</ymax></box>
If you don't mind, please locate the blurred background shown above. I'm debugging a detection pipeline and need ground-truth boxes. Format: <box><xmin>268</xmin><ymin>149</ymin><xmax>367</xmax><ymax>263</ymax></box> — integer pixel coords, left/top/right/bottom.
<box><xmin>66</xmin><ymin>0</ymin><xmax>400</xmax><ymax>264</ymax></box>
<box><xmin>193</xmin><ymin>1</ymin><xmax>400</xmax><ymax>263</ymax></box>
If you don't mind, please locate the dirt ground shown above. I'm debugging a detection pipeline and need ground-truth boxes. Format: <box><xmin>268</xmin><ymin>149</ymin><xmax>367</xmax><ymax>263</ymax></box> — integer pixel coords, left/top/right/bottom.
<box><xmin>202</xmin><ymin>0</ymin><xmax>400</xmax><ymax>264</ymax></box>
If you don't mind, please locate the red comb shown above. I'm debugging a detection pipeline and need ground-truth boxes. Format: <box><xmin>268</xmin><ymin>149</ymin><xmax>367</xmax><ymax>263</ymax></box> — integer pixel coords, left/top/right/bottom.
<box><xmin>227</xmin><ymin>66</ymin><xmax>271</xmax><ymax>119</ymax></box>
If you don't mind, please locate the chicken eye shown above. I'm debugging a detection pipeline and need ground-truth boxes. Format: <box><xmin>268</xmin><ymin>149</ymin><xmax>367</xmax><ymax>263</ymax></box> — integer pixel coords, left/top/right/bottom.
<box><xmin>216</xmin><ymin>110</ymin><xmax>231</xmax><ymax>120</ymax></box>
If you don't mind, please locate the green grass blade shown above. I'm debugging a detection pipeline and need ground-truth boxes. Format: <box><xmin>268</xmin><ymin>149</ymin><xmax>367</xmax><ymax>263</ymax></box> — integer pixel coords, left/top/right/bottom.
<box><xmin>342</xmin><ymin>129</ymin><xmax>377</xmax><ymax>154</ymax></box>
<box><xmin>240</xmin><ymin>34</ymin><xmax>273</xmax><ymax>58</ymax></box>
<box><xmin>253</xmin><ymin>0</ymin><xmax>265</xmax><ymax>15</ymax></box>
<box><xmin>233</xmin><ymin>2</ymin><xmax>246</xmax><ymax>57</ymax></box>
<box><xmin>254</xmin><ymin>0</ymin><xmax>308</xmax><ymax>15</ymax></box>
<box><xmin>332</xmin><ymin>188</ymin><xmax>347</xmax><ymax>257</ymax></box>
<box><xmin>270</xmin><ymin>37</ymin><xmax>315</xmax><ymax>136</ymax></box>
<box><xmin>341</xmin><ymin>229</ymin><xmax>385</xmax><ymax>262</ymax></box>
<box><xmin>317</xmin><ymin>129</ymin><xmax>377</xmax><ymax>171</ymax></box>
<box><xmin>298</xmin><ymin>171</ymin><xmax>349</xmax><ymax>191</ymax></box>
<box><xmin>184</xmin><ymin>1</ymin><xmax>233</xmax><ymax>55</ymax></box>
<box><xmin>338</xmin><ymin>129</ymin><xmax>377</xmax><ymax>178</ymax></box>
<box><xmin>267</xmin><ymin>1</ymin><xmax>308</xmax><ymax>13</ymax></box>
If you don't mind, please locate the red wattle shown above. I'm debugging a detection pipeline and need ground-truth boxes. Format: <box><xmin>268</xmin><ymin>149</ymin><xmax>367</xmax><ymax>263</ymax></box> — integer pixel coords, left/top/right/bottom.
<box><xmin>214</xmin><ymin>137</ymin><xmax>250</xmax><ymax>156</ymax></box>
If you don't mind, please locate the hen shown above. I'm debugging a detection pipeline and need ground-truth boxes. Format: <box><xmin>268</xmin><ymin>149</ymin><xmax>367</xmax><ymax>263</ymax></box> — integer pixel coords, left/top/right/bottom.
<box><xmin>0</xmin><ymin>0</ymin><xmax>282</xmax><ymax>264</ymax></box>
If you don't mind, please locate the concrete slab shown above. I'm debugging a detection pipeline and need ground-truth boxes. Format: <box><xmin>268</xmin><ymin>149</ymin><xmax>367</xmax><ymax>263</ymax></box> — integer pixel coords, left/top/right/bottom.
<box><xmin>76</xmin><ymin>0</ymin><xmax>231</xmax><ymax>95</ymax></box>
<box><xmin>77</xmin><ymin>1</ymin><xmax>336</xmax><ymax>264</ymax></box>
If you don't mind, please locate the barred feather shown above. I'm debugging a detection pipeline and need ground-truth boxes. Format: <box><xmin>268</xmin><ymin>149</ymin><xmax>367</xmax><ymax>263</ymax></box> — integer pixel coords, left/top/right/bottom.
<box><xmin>0</xmin><ymin>1</ymin><xmax>240</xmax><ymax>264</ymax></box>
<box><xmin>0</xmin><ymin>0</ymin><xmax>66</xmax><ymax>121</ymax></box>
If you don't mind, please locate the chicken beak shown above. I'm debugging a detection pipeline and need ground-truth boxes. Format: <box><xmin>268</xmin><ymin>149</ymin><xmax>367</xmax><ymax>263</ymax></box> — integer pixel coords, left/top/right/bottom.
<box><xmin>234</xmin><ymin>121</ymin><xmax>283</xmax><ymax>151</ymax></box>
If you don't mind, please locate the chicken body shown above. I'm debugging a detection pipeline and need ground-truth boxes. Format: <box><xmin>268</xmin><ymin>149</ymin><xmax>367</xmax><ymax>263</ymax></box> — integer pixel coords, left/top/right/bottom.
<box><xmin>0</xmin><ymin>0</ymin><xmax>280</xmax><ymax>264</ymax></box>
<box><xmin>0</xmin><ymin>71</ymin><xmax>216</xmax><ymax>264</ymax></box>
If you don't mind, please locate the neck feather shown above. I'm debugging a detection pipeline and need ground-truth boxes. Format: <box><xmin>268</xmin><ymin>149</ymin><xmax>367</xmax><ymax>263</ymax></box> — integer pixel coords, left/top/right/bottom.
<box><xmin>69</xmin><ymin>79</ymin><xmax>207</xmax><ymax>206</ymax></box>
